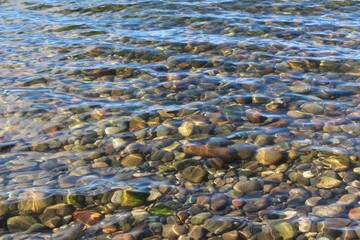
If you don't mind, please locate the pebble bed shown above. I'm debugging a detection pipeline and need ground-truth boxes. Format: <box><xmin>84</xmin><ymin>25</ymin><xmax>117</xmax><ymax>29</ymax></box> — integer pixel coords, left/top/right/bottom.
<box><xmin>0</xmin><ymin>0</ymin><xmax>360</xmax><ymax>239</ymax></box>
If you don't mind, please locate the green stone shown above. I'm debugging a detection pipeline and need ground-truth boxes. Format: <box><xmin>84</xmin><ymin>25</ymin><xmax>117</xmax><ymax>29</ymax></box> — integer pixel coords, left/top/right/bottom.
<box><xmin>275</xmin><ymin>222</ymin><xmax>297</xmax><ymax>240</ymax></box>
<box><xmin>121</xmin><ymin>189</ymin><xmax>149</xmax><ymax>207</ymax></box>
<box><xmin>149</xmin><ymin>204</ymin><xmax>175</xmax><ymax>216</ymax></box>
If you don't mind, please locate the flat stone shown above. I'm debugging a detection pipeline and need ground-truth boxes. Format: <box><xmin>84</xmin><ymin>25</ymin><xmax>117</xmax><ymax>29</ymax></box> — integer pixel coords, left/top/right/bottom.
<box><xmin>182</xmin><ymin>166</ymin><xmax>207</xmax><ymax>183</ymax></box>
<box><xmin>18</xmin><ymin>190</ymin><xmax>55</xmax><ymax>214</ymax></box>
<box><xmin>210</xmin><ymin>193</ymin><xmax>228</xmax><ymax>211</ymax></box>
<box><xmin>336</xmin><ymin>194</ymin><xmax>358</xmax><ymax>206</ymax></box>
<box><xmin>7</xmin><ymin>215</ymin><xmax>39</xmax><ymax>232</ymax></box>
<box><xmin>312</xmin><ymin>204</ymin><xmax>346</xmax><ymax>217</ymax></box>
<box><xmin>322</xmin><ymin>156</ymin><xmax>350</xmax><ymax>171</ymax></box>
<box><xmin>121</xmin><ymin>153</ymin><xmax>145</xmax><ymax>167</ymax></box>
<box><xmin>203</xmin><ymin>217</ymin><xmax>233</xmax><ymax>235</ymax></box>
<box><xmin>178</xmin><ymin>121</ymin><xmax>196</xmax><ymax>137</ymax></box>
<box><xmin>349</xmin><ymin>207</ymin><xmax>360</xmax><ymax>220</ymax></box>
<box><xmin>234</xmin><ymin>180</ymin><xmax>261</xmax><ymax>192</ymax></box>
<box><xmin>317</xmin><ymin>218</ymin><xmax>351</xmax><ymax>236</ymax></box>
<box><xmin>222</xmin><ymin>230</ymin><xmax>239</xmax><ymax>240</ymax></box>
<box><xmin>191</xmin><ymin>212</ymin><xmax>212</xmax><ymax>225</ymax></box>
<box><xmin>73</xmin><ymin>210</ymin><xmax>103</xmax><ymax>226</ymax></box>
<box><xmin>188</xmin><ymin>225</ymin><xmax>205</xmax><ymax>240</ymax></box>
<box><xmin>255</xmin><ymin>147</ymin><xmax>286</xmax><ymax>166</ymax></box>
<box><xmin>229</xmin><ymin>143</ymin><xmax>256</xmax><ymax>159</ymax></box>
<box><xmin>274</xmin><ymin>222</ymin><xmax>297</xmax><ymax>240</ymax></box>
<box><xmin>316</xmin><ymin>176</ymin><xmax>342</xmax><ymax>189</ymax></box>
<box><xmin>243</xmin><ymin>198</ymin><xmax>269</xmax><ymax>213</ymax></box>
<box><xmin>121</xmin><ymin>189</ymin><xmax>149</xmax><ymax>207</ymax></box>
<box><xmin>298</xmin><ymin>217</ymin><xmax>312</xmax><ymax>233</ymax></box>
<box><xmin>162</xmin><ymin>224</ymin><xmax>188</xmax><ymax>238</ymax></box>
<box><xmin>40</xmin><ymin>203</ymin><xmax>75</xmax><ymax>228</ymax></box>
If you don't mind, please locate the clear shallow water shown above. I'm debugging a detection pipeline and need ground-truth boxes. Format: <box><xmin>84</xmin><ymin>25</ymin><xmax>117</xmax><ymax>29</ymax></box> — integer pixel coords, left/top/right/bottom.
<box><xmin>0</xmin><ymin>0</ymin><xmax>360</xmax><ymax>239</ymax></box>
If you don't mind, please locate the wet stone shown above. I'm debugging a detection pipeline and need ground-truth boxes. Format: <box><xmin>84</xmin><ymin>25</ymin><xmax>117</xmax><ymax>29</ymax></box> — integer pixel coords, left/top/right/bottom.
<box><xmin>73</xmin><ymin>210</ymin><xmax>103</xmax><ymax>226</ymax></box>
<box><xmin>191</xmin><ymin>212</ymin><xmax>212</xmax><ymax>225</ymax></box>
<box><xmin>243</xmin><ymin>197</ymin><xmax>269</xmax><ymax>213</ymax></box>
<box><xmin>222</xmin><ymin>230</ymin><xmax>239</xmax><ymax>240</ymax></box>
<box><xmin>40</xmin><ymin>203</ymin><xmax>76</xmax><ymax>228</ymax></box>
<box><xmin>188</xmin><ymin>225</ymin><xmax>206</xmax><ymax>240</ymax></box>
<box><xmin>7</xmin><ymin>215</ymin><xmax>39</xmax><ymax>232</ymax></box>
<box><xmin>274</xmin><ymin>221</ymin><xmax>297</xmax><ymax>240</ymax></box>
<box><xmin>348</xmin><ymin>207</ymin><xmax>360</xmax><ymax>220</ymax></box>
<box><xmin>210</xmin><ymin>193</ymin><xmax>228</xmax><ymax>211</ymax></box>
<box><xmin>121</xmin><ymin>189</ymin><xmax>149</xmax><ymax>207</ymax></box>
<box><xmin>178</xmin><ymin>121</ymin><xmax>196</xmax><ymax>137</ymax></box>
<box><xmin>322</xmin><ymin>156</ymin><xmax>350</xmax><ymax>171</ymax></box>
<box><xmin>162</xmin><ymin>224</ymin><xmax>188</xmax><ymax>238</ymax></box>
<box><xmin>121</xmin><ymin>153</ymin><xmax>145</xmax><ymax>167</ymax></box>
<box><xmin>255</xmin><ymin>147</ymin><xmax>287</xmax><ymax>166</ymax></box>
<box><xmin>18</xmin><ymin>190</ymin><xmax>55</xmax><ymax>214</ymax></box>
<box><xmin>203</xmin><ymin>217</ymin><xmax>233</xmax><ymax>235</ymax></box>
<box><xmin>316</xmin><ymin>176</ymin><xmax>342</xmax><ymax>189</ymax></box>
<box><xmin>182</xmin><ymin>165</ymin><xmax>207</xmax><ymax>183</ymax></box>
<box><xmin>234</xmin><ymin>180</ymin><xmax>261</xmax><ymax>193</ymax></box>
<box><xmin>312</xmin><ymin>204</ymin><xmax>346</xmax><ymax>217</ymax></box>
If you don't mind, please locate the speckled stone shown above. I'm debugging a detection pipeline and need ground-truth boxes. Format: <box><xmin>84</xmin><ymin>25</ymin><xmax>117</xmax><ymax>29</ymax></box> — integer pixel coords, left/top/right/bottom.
<box><xmin>312</xmin><ymin>204</ymin><xmax>346</xmax><ymax>217</ymax></box>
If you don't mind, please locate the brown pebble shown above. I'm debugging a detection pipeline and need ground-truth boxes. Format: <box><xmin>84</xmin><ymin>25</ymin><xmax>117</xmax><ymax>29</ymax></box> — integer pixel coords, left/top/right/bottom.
<box><xmin>255</xmin><ymin>147</ymin><xmax>287</xmax><ymax>166</ymax></box>
<box><xmin>183</xmin><ymin>144</ymin><xmax>238</xmax><ymax>163</ymax></box>
<box><xmin>112</xmin><ymin>233</ymin><xmax>134</xmax><ymax>240</ymax></box>
<box><xmin>222</xmin><ymin>230</ymin><xmax>239</xmax><ymax>240</ymax></box>
<box><xmin>233</xmin><ymin>180</ymin><xmax>261</xmax><ymax>193</ymax></box>
<box><xmin>103</xmin><ymin>224</ymin><xmax>118</xmax><ymax>234</ymax></box>
<box><xmin>73</xmin><ymin>210</ymin><xmax>103</xmax><ymax>226</ymax></box>
<box><xmin>245</xmin><ymin>109</ymin><xmax>266</xmax><ymax>123</ymax></box>
<box><xmin>349</xmin><ymin>207</ymin><xmax>360</xmax><ymax>220</ymax></box>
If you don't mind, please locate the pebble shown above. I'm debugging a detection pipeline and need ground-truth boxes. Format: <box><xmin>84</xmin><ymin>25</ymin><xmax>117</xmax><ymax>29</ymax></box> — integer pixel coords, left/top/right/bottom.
<box><xmin>274</xmin><ymin>221</ymin><xmax>297</xmax><ymax>240</ymax></box>
<box><xmin>40</xmin><ymin>204</ymin><xmax>75</xmax><ymax>228</ymax></box>
<box><xmin>188</xmin><ymin>225</ymin><xmax>206</xmax><ymax>240</ymax></box>
<box><xmin>233</xmin><ymin>180</ymin><xmax>261</xmax><ymax>192</ymax></box>
<box><xmin>182</xmin><ymin>166</ymin><xmax>207</xmax><ymax>183</ymax></box>
<box><xmin>243</xmin><ymin>198</ymin><xmax>269</xmax><ymax>213</ymax></box>
<box><xmin>18</xmin><ymin>190</ymin><xmax>55</xmax><ymax>214</ymax></box>
<box><xmin>162</xmin><ymin>224</ymin><xmax>188</xmax><ymax>238</ymax></box>
<box><xmin>121</xmin><ymin>153</ymin><xmax>145</xmax><ymax>167</ymax></box>
<box><xmin>348</xmin><ymin>207</ymin><xmax>360</xmax><ymax>220</ymax></box>
<box><xmin>7</xmin><ymin>215</ymin><xmax>39</xmax><ymax>232</ymax></box>
<box><xmin>73</xmin><ymin>210</ymin><xmax>103</xmax><ymax>226</ymax></box>
<box><xmin>312</xmin><ymin>204</ymin><xmax>346</xmax><ymax>217</ymax></box>
<box><xmin>316</xmin><ymin>176</ymin><xmax>342</xmax><ymax>189</ymax></box>
<box><xmin>255</xmin><ymin>147</ymin><xmax>287</xmax><ymax>166</ymax></box>
<box><xmin>203</xmin><ymin>217</ymin><xmax>233</xmax><ymax>235</ymax></box>
<box><xmin>178</xmin><ymin>121</ymin><xmax>196</xmax><ymax>137</ymax></box>
<box><xmin>191</xmin><ymin>212</ymin><xmax>212</xmax><ymax>225</ymax></box>
<box><xmin>210</xmin><ymin>193</ymin><xmax>228</xmax><ymax>211</ymax></box>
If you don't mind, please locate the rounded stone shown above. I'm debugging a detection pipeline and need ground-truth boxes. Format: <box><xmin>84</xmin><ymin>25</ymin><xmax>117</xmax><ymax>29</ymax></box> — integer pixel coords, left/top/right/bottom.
<box><xmin>316</xmin><ymin>176</ymin><xmax>342</xmax><ymax>189</ymax></box>
<box><xmin>162</xmin><ymin>224</ymin><xmax>188</xmax><ymax>238</ymax></box>
<box><xmin>349</xmin><ymin>207</ymin><xmax>360</xmax><ymax>220</ymax></box>
<box><xmin>255</xmin><ymin>147</ymin><xmax>287</xmax><ymax>166</ymax></box>
<box><xmin>73</xmin><ymin>210</ymin><xmax>103</xmax><ymax>226</ymax></box>
<box><xmin>203</xmin><ymin>218</ymin><xmax>233</xmax><ymax>235</ymax></box>
<box><xmin>18</xmin><ymin>190</ymin><xmax>55</xmax><ymax>214</ymax></box>
<box><xmin>274</xmin><ymin>222</ymin><xmax>297</xmax><ymax>240</ymax></box>
<box><xmin>210</xmin><ymin>193</ymin><xmax>228</xmax><ymax>211</ymax></box>
<box><xmin>312</xmin><ymin>204</ymin><xmax>346</xmax><ymax>217</ymax></box>
<box><xmin>121</xmin><ymin>154</ymin><xmax>145</xmax><ymax>167</ymax></box>
<box><xmin>182</xmin><ymin>166</ymin><xmax>206</xmax><ymax>183</ymax></box>
<box><xmin>233</xmin><ymin>180</ymin><xmax>261</xmax><ymax>192</ymax></box>
<box><xmin>191</xmin><ymin>212</ymin><xmax>212</xmax><ymax>225</ymax></box>
<box><xmin>178</xmin><ymin>121</ymin><xmax>195</xmax><ymax>137</ymax></box>
<box><xmin>7</xmin><ymin>215</ymin><xmax>39</xmax><ymax>232</ymax></box>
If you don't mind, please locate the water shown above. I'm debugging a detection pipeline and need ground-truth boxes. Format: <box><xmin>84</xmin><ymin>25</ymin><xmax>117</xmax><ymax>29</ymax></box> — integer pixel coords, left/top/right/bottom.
<box><xmin>0</xmin><ymin>0</ymin><xmax>360</xmax><ymax>239</ymax></box>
